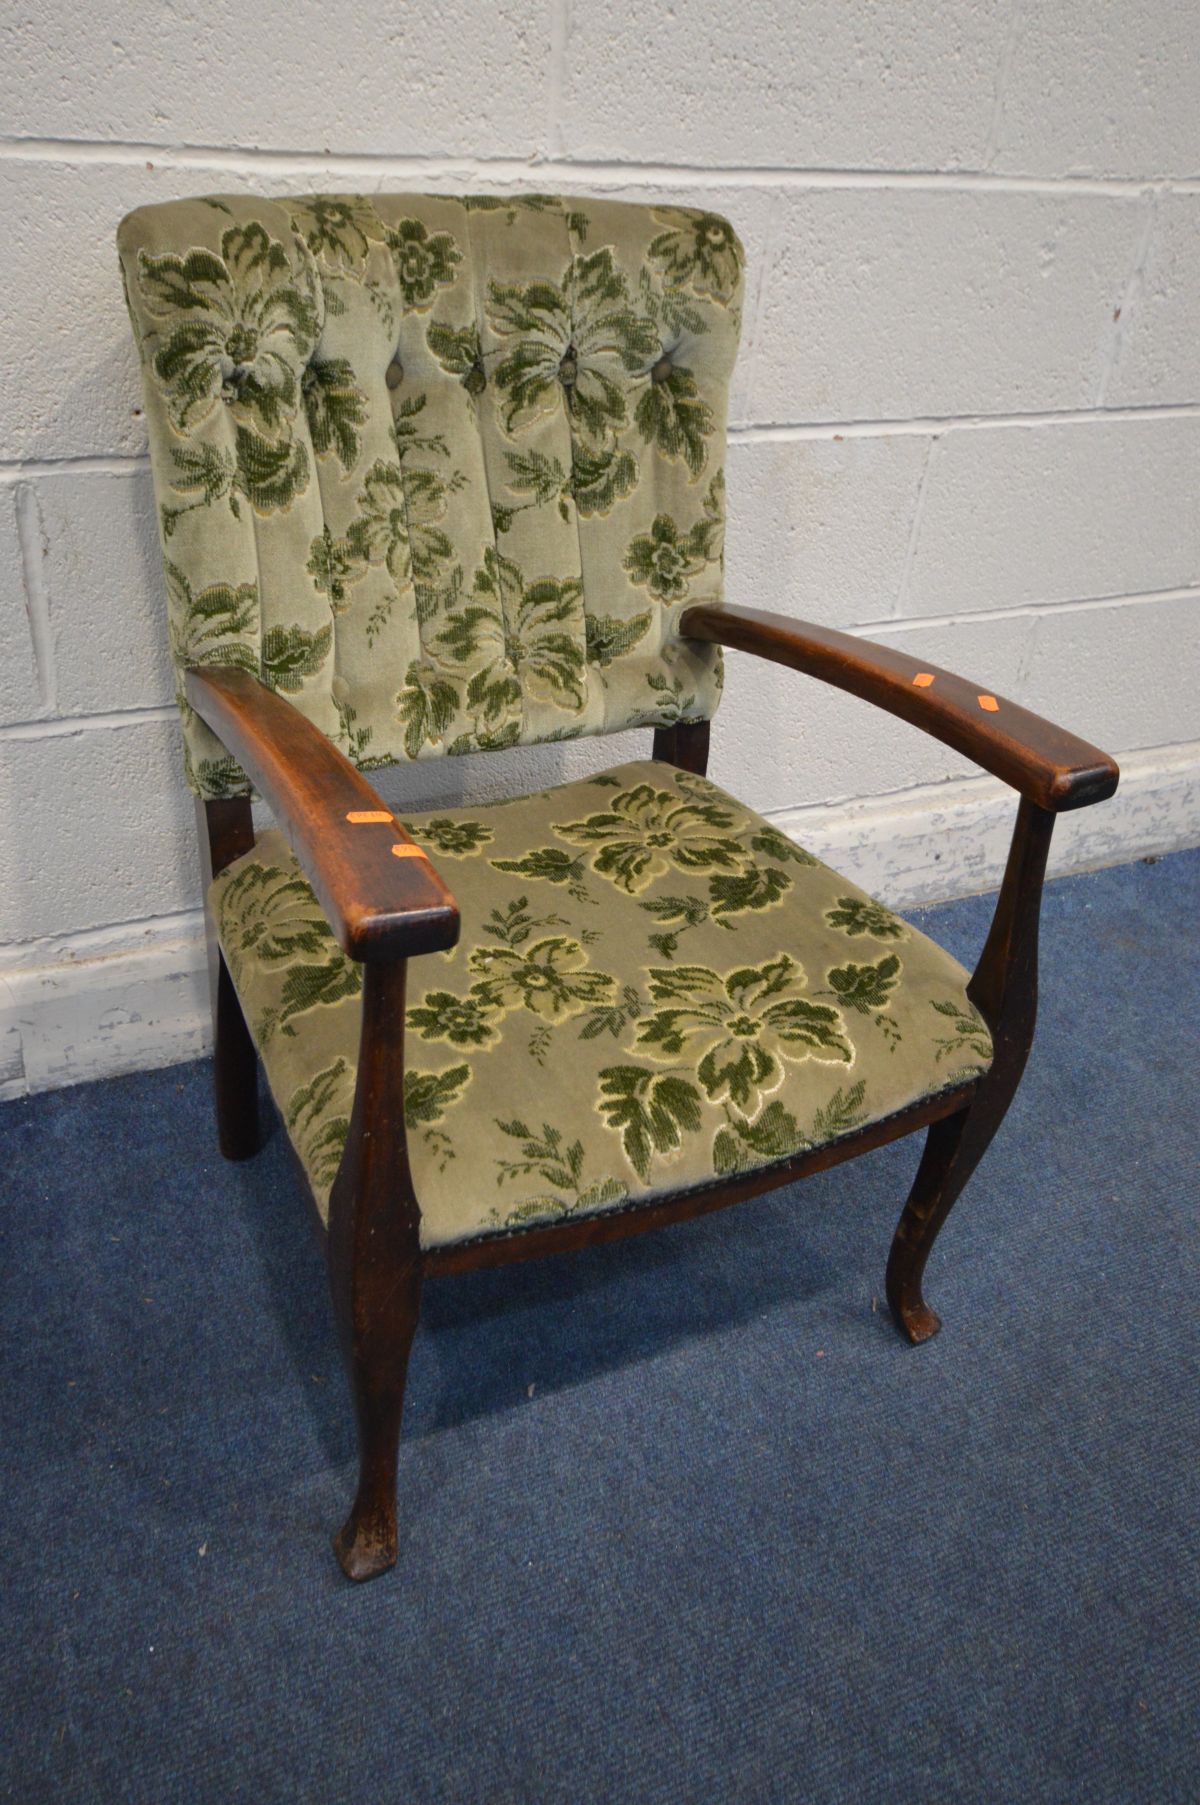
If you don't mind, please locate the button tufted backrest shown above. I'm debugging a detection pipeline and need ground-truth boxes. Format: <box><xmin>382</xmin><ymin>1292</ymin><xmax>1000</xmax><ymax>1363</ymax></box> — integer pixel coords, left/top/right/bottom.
<box><xmin>118</xmin><ymin>193</ymin><xmax>744</xmax><ymax>798</ymax></box>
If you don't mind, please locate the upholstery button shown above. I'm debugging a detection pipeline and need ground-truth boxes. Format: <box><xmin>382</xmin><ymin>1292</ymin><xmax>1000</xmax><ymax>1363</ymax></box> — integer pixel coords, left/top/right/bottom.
<box><xmin>650</xmin><ymin>353</ymin><xmax>673</xmax><ymax>385</ymax></box>
<box><xmin>385</xmin><ymin>357</ymin><xmax>404</xmax><ymax>390</ymax></box>
<box><xmin>464</xmin><ymin>357</ymin><xmax>486</xmax><ymax>396</ymax></box>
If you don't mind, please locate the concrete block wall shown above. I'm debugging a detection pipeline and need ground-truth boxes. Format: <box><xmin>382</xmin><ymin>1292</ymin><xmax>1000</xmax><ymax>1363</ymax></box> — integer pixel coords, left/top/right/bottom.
<box><xmin>2</xmin><ymin>0</ymin><xmax>1198</xmax><ymax>1097</ymax></box>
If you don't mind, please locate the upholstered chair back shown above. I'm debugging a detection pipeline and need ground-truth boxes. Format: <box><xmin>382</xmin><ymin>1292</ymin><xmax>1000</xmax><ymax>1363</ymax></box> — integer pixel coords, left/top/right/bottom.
<box><xmin>118</xmin><ymin>193</ymin><xmax>744</xmax><ymax>798</ymax></box>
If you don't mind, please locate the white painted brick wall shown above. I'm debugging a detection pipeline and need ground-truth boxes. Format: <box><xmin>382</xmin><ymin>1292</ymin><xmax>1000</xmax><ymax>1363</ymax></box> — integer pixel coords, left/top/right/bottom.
<box><xmin>40</xmin><ymin>468</ymin><xmax>168</xmax><ymax>714</ymax></box>
<box><xmin>0</xmin><ymin>487</ymin><xmax>45</xmax><ymax>723</ymax></box>
<box><xmin>0</xmin><ymin>718</ymin><xmax>200</xmax><ymax>943</ymax></box>
<box><xmin>0</xmin><ymin>2</ymin><xmax>556</xmax><ymax>156</ymax></box>
<box><xmin>1</xmin><ymin>0</ymin><xmax>1198</xmax><ymax>1096</ymax></box>
<box><xmin>1104</xmin><ymin>194</ymin><xmax>1200</xmax><ymax>405</ymax></box>
<box><xmin>991</xmin><ymin>2</ymin><xmax>1200</xmax><ymax>178</ymax></box>
<box><xmin>751</xmin><ymin>190</ymin><xmax>1147</xmax><ymax>422</ymax></box>
<box><xmin>903</xmin><ymin>417</ymin><xmax>1200</xmax><ymax>616</ymax></box>
<box><xmin>559</xmin><ymin>3</ymin><xmax>1014</xmax><ymax>171</ymax></box>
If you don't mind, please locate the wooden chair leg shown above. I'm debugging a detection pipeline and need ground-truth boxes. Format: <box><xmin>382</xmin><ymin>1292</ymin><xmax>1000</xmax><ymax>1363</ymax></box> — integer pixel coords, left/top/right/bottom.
<box><xmin>196</xmin><ymin>794</ymin><xmax>262</xmax><ymax>1160</ymax></box>
<box><xmin>332</xmin><ymin>1263</ymin><xmax>422</xmax><ymax>1581</ymax></box>
<box><xmin>652</xmin><ymin>717</ymin><xmax>710</xmax><ymax>775</ymax></box>
<box><xmin>887</xmin><ymin>797</ymin><xmax>1056</xmax><ymax>1345</ymax></box>
<box><xmin>213</xmin><ymin>950</ymin><xmax>261</xmax><ymax>1160</ymax></box>
<box><xmin>886</xmin><ymin>1105</ymin><xmax>987</xmax><ymax>1343</ymax></box>
<box><xmin>327</xmin><ymin>961</ymin><xmax>423</xmax><ymax>1582</ymax></box>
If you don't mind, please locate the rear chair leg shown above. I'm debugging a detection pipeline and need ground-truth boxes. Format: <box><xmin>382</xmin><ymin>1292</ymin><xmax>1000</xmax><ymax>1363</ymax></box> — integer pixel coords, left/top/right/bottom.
<box><xmin>213</xmin><ymin>950</ymin><xmax>261</xmax><ymax>1160</ymax></box>
<box><xmin>196</xmin><ymin>794</ymin><xmax>262</xmax><ymax>1161</ymax></box>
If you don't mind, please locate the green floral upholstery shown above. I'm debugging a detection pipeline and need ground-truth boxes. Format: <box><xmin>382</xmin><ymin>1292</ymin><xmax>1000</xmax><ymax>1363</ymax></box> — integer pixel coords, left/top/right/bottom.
<box><xmin>120</xmin><ymin>191</ymin><xmax>991</xmax><ymax>1248</ymax></box>
<box><xmin>211</xmin><ymin>761</ymin><xmax>992</xmax><ymax>1248</ymax></box>
<box><xmin>117</xmin><ymin>193</ymin><xmax>743</xmax><ymax>798</ymax></box>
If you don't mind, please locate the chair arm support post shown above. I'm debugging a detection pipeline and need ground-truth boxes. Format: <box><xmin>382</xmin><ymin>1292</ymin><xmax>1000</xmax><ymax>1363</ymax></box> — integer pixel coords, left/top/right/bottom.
<box><xmin>678</xmin><ymin>603</ymin><xmax>1120</xmax><ymax>814</ymax></box>
<box><xmin>185</xmin><ymin>665</ymin><xmax>460</xmax><ymax>963</ymax></box>
<box><xmin>326</xmin><ymin>959</ymin><xmax>423</xmax><ymax>1580</ymax></box>
<box><xmin>327</xmin><ymin>960</ymin><xmax>422</xmax><ymax>1341</ymax></box>
<box><xmin>677</xmin><ymin>599</ymin><xmax>1072</xmax><ymax>1131</ymax></box>
<box><xmin>967</xmin><ymin>796</ymin><xmax>1056</xmax><ymax>1096</ymax></box>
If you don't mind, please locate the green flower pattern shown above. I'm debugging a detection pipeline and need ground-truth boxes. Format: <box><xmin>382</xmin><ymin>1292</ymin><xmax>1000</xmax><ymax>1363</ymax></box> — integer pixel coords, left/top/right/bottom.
<box><xmin>388</xmin><ymin>218</ymin><xmax>461</xmax><ymax>310</ymax></box>
<box><xmin>468</xmin><ymin>935</ymin><xmax>615</xmax><ymax>1023</ymax></box>
<box><xmin>124</xmin><ymin>196</ymin><xmax>993</xmax><ymax>1248</ymax></box>
<box><xmin>135</xmin><ymin>221</ymin><xmax>320</xmax><ymax>438</ymax></box>
<box><xmin>486</xmin><ymin>248</ymin><xmax>661</xmax><ymax>442</ymax></box>
<box><xmin>624</xmin><ymin>514</ymin><xmax>702</xmax><ymax>601</ymax></box>
<box><xmin>287</xmin><ymin>196</ymin><xmax>385</xmax><ymax>270</ymax></box>
<box><xmin>409</xmin><ymin>817</ymin><xmax>494</xmax><ymax>858</ymax></box>
<box><xmin>408</xmin><ymin>989</ymin><xmax>500</xmax><ymax>1049</ymax></box>
<box><xmin>648</xmin><ymin>209</ymin><xmax>744</xmax><ymax>304</ymax></box>
<box><xmin>286</xmin><ymin>1058</ymin><xmax>354</xmax><ymax>1194</ymax></box>
<box><xmin>216</xmin><ymin>860</ymin><xmax>363</xmax><ymax>1045</ymax></box>
<box><xmin>302</xmin><ymin>358</ymin><xmax>368</xmax><ymax>471</ymax></box>
<box><xmin>624</xmin><ymin>475</ymin><xmax>725</xmax><ymax>604</ymax></box>
<box><xmin>635</xmin><ymin>955</ymin><xmax>853</xmax><ymax>1116</ymax></box>
<box><xmin>489</xmin><ymin>1119</ymin><xmax>627</xmax><ymax>1228</ymax></box>
<box><xmin>825</xmin><ymin>895</ymin><xmax>909</xmax><ymax>941</ymax></box>
<box><xmin>205</xmin><ymin>760</ymin><xmax>992</xmax><ymax>1244</ymax></box>
<box><xmin>164</xmin><ymin>562</ymin><xmax>258</xmax><ymax>697</ymax></box>
<box><xmin>121</xmin><ymin>191</ymin><xmax>747</xmax><ymax>796</ymax></box>
<box><xmin>553</xmin><ymin>781</ymin><xmax>757</xmax><ymax>894</ymax></box>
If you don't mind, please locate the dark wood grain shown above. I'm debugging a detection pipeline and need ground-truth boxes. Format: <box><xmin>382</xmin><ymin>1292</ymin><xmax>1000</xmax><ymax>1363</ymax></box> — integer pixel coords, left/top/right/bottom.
<box><xmin>326</xmin><ymin>960</ymin><xmax>422</xmax><ymax>1582</ymax></box>
<box><xmin>186</xmin><ymin>666</ymin><xmax>460</xmax><ymax>962</ymax></box>
<box><xmin>680</xmin><ymin>602</ymin><xmax>1120</xmax><ymax>813</ymax></box>
<box><xmin>652</xmin><ymin>718</ymin><xmax>711</xmax><ymax>775</ymax></box>
<box><xmin>886</xmin><ymin>798</ymin><xmax>1056</xmax><ymax>1341</ymax></box>
<box><xmin>195</xmin><ymin>796</ymin><xmax>260</xmax><ymax>1160</ymax></box>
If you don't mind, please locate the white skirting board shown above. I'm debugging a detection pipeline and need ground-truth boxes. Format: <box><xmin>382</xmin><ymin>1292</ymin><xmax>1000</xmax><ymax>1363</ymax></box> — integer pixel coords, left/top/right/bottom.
<box><xmin>2</xmin><ymin>741</ymin><xmax>1196</xmax><ymax>1102</ymax></box>
<box><xmin>0</xmin><ymin>915</ymin><xmax>211</xmax><ymax>1102</ymax></box>
<box><xmin>773</xmin><ymin>738</ymin><xmax>1200</xmax><ymax>908</ymax></box>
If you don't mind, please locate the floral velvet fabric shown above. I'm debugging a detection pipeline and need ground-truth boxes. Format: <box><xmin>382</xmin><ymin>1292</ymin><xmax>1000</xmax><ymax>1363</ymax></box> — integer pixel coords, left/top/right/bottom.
<box><xmin>211</xmin><ymin>761</ymin><xmax>993</xmax><ymax>1248</ymax></box>
<box><xmin>117</xmin><ymin>193</ymin><xmax>743</xmax><ymax>797</ymax></box>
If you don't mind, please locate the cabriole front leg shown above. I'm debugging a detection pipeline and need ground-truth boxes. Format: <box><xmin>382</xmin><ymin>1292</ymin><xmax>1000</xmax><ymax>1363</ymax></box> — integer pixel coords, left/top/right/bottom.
<box><xmin>886</xmin><ymin>1098</ymin><xmax>1017</xmax><ymax>1344</ymax></box>
<box><xmin>887</xmin><ymin>798</ymin><xmax>1056</xmax><ymax>1344</ymax></box>
<box><xmin>333</xmin><ymin>1262</ymin><xmax>422</xmax><ymax>1581</ymax></box>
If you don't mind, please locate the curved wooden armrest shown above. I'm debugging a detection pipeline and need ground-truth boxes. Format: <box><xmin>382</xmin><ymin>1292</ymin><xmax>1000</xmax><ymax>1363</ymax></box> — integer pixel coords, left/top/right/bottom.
<box><xmin>186</xmin><ymin>666</ymin><xmax>460</xmax><ymax>962</ymax></box>
<box><xmin>679</xmin><ymin>602</ymin><xmax>1120</xmax><ymax>813</ymax></box>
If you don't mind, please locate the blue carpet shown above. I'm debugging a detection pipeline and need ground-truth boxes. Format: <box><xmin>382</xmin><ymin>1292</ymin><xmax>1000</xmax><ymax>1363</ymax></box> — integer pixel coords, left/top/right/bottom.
<box><xmin>1</xmin><ymin>849</ymin><xmax>1197</xmax><ymax>1804</ymax></box>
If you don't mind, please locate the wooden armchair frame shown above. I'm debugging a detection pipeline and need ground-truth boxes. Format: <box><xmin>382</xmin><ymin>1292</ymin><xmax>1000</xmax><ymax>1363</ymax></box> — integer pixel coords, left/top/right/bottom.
<box><xmin>189</xmin><ymin>606</ymin><xmax>1118</xmax><ymax>1581</ymax></box>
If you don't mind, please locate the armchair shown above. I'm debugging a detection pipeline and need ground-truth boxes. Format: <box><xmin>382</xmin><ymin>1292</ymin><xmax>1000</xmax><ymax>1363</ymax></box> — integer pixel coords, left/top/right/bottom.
<box><xmin>119</xmin><ymin>191</ymin><xmax>1118</xmax><ymax>1580</ymax></box>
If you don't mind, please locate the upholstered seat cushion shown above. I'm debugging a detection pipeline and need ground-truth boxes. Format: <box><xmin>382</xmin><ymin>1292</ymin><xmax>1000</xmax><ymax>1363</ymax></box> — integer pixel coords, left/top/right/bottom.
<box><xmin>211</xmin><ymin>761</ymin><xmax>991</xmax><ymax>1247</ymax></box>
